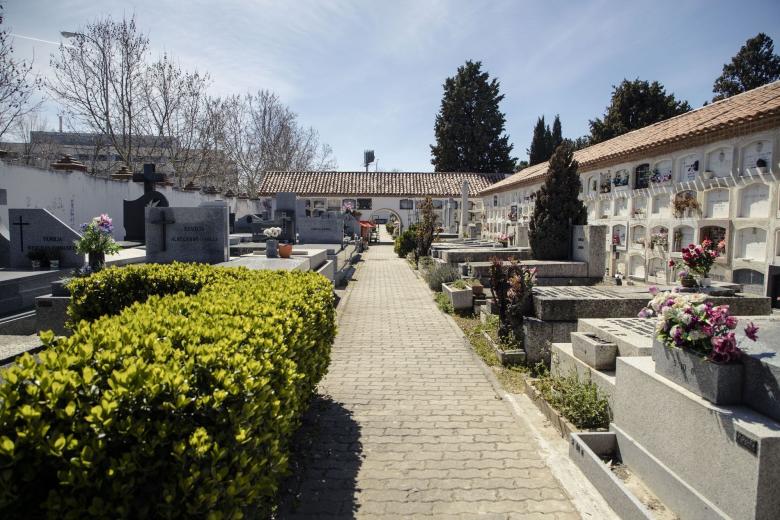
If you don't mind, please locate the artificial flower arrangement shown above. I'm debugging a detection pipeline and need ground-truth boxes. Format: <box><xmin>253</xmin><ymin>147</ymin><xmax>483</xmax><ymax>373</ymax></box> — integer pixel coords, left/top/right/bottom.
<box><xmin>649</xmin><ymin>231</ymin><xmax>668</xmax><ymax>249</ymax></box>
<box><xmin>75</xmin><ymin>214</ymin><xmax>121</xmax><ymax>270</ymax></box>
<box><xmin>638</xmin><ymin>288</ymin><xmax>759</xmax><ymax>363</ymax></box>
<box><xmin>668</xmin><ymin>239</ymin><xmax>724</xmax><ymax>281</ymax></box>
<box><xmin>263</xmin><ymin>227</ymin><xmax>282</xmax><ymax>239</ymax></box>
<box><xmin>497</xmin><ymin>233</ymin><xmax>513</xmax><ymax>245</ymax></box>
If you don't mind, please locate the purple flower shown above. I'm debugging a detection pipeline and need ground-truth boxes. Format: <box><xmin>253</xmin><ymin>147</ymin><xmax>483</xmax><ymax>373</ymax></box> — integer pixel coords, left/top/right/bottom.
<box><xmin>648</xmin><ymin>286</ymin><xmax>659</xmax><ymax>296</ymax></box>
<box><xmin>744</xmin><ymin>322</ymin><xmax>759</xmax><ymax>341</ymax></box>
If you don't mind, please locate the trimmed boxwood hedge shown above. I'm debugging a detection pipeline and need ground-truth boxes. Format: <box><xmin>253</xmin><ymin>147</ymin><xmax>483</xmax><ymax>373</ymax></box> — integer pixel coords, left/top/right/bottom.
<box><xmin>0</xmin><ymin>263</ymin><xmax>336</xmax><ymax>518</ymax></box>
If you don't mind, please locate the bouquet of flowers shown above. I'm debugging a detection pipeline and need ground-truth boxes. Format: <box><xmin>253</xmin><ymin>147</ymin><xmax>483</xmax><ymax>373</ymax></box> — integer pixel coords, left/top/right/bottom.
<box><xmin>638</xmin><ymin>289</ymin><xmax>758</xmax><ymax>363</ymax></box>
<box><xmin>498</xmin><ymin>233</ymin><xmax>512</xmax><ymax>244</ymax></box>
<box><xmin>669</xmin><ymin>239</ymin><xmax>724</xmax><ymax>278</ymax></box>
<box><xmin>75</xmin><ymin>214</ymin><xmax>121</xmax><ymax>258</ymax></box>
<box><xmin>263</xmin><ymin>227</ymin><xmax>281</xmax><ymax>239</ymax></box>
<box><xmin>649</xmin><ymin>231</ymin><xmax>668</xmax><ymax>249</ymax></box>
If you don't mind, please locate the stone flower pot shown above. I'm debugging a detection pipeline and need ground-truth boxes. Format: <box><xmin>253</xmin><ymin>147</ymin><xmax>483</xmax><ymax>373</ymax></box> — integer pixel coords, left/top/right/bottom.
<box><xmin>265</xmin><ymin>238</ymin><xmax>279</xmax><ymax>258</ymax></box>
<box><xmin>443</xmin><ymin>283</ymin><xmax>473</xmax><ymax>311</ymax></box>
<box><xmin>652</xmin><ymin>338</ymin><xmax>743</xmax><ymax>405</ymax></box>
<box><xmin>88</xmin><ymin>252</ymin><xmax>105</xmax><ymax>271</ymax></box>
<box><xmin>278</xmin><ymin>243</ymin><xmax>293</xmax><ymax>259</ymax></box>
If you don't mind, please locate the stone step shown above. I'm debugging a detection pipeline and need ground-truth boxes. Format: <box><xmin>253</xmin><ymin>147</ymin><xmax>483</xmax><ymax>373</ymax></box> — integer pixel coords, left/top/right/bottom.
<box><xmin>613</xmin><ymin>356</ymin><xmax>780</xmax><ymax>520</ymax></box>
<box><xmin>550</xmin><ymin>343</ymin><xmax>616</xmax><ymax>403</ymax></box>
<box><xmin>0</xmin><ymin>334</ymin><xmax>43</xmax><ymax>366</ymax></box>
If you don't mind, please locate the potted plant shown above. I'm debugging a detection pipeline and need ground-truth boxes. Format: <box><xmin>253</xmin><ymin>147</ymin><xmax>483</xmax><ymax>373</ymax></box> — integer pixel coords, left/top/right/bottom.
<box><xmin>638</xmin><ymin>290</ymin><xmax>759</xmax><ymax>404</ymax></box>
<box><xmin>649</xmin><ymin>231</ymin><xmax>668</xmax><ymax>250</ymax></box>
<box><xmin>263</xmin><ymin>227</ymin><xmax>281</xmax><ymax>258</ymax></box>
<box><xmin>497</xmin><ymin>233</ymin><xmax>512</xmax><ymax>247</ymax></box>
<box><xmin>443</xmin><ymin>279</ymin><xmax>473</xmax><ymax>311</ymax></box>
<box><xmin>673</xmin><ymin>191</ymin><xmax>701</xmax><ymax>218</ymax></box>
<box><xmin>27</xmin><ymin>249</ymin><xmax>47</xmax><ymax>270</ymax></box>
<box><xmin>669</xmin><ymin>239</ymin><xmax>724</xmax><ymax>287</ymax></box>
<box><xmin>75</xmin><ymin>214</ymin><xmax>120</xmax><ymax>271</ymax></box>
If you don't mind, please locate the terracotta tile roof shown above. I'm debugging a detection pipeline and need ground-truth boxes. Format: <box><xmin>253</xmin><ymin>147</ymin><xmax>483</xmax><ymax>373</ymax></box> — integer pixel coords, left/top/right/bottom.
<box><xmin>256</xmin><ymin>171</ymin><xmax>506</xmax><ymax>197</ymax></box>
<box><xmin>481</xmin><ymin>80</ymin><xmax>780</xmax><ymax>195</ymax></box>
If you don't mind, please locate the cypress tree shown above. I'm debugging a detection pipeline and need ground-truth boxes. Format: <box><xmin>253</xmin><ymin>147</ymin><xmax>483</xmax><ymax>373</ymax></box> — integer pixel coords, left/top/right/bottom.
<box><xmin>528</xmin><ymin>142</ymin><xmax>587</xmax><ymax>260</ymax></box>
<box><xmin>527</xmin><ymin>116</ymin><xmax>551</xmax><ymax>166</ymax></box>
<box><xmin>430</xmin><ymin>60</ymin><xmax>516</xmax><ymax>173</ymax></box>
<box><xmin>551</xmin><ymin>115</ymin><xmax>563</xmax><ymax>151</ymax></box>
<box><xmin>713</xmin><ymin>33</ymin><xmax>780</xmax><ymax>101</ymax></box>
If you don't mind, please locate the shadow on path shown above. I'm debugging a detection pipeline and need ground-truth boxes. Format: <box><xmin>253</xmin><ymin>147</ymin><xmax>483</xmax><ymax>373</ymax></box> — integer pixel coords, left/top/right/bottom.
<box><xmin>274</xmin><ymin>395</ymin><xmax>363</xmax><ymax>519</ymax></box>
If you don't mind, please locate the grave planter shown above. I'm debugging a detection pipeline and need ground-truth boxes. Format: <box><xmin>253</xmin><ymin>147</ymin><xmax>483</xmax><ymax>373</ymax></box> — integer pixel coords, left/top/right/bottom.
<box><xmin>652</xmin><ymin>338</ymin><xmax>743</xmax><ymax>405</ymax></box>
<box><xmin>443</xmin><ymin>283</ymin><xmax>472</xmax><ymax>311</ymax></box>
<box><xmin>49</xmin><ymin>260</ymin><xmax>60</xmax><ymax>270</ymax></box>
<box><xmin>278</xmin><ymin>244</ymin><xmax>293</xmax><ymax>259</ymax></box>
<box><xmin>482</xmin><ymin>330</ymin><xmax>526</xmax><ymax>366</ymax></box>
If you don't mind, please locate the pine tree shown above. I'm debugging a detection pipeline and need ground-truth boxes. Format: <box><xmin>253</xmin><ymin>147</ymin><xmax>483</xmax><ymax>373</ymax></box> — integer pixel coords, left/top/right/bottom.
<box><xmin>430</xmin><ymin>60</ymin><xmax>516</xmax><ymax>172</ymax></box>
<box><xmin>713</xmin><ymin>33</ymin><xmax>780</xmax><ymax>101</ymax></box>
<box><xmin>589</xmin><ymin>79</ymin><xmax>690</xmax><ymax>144</ymax></box>
<box><xmin>527</xmin><ymin>116</ymin><xmax>551</xmax><ymax>166</ymax></box>
<box><xmin>528</xmin><ymin>143</ymin><xmax>587</xmax><ymax>260</ymax></box>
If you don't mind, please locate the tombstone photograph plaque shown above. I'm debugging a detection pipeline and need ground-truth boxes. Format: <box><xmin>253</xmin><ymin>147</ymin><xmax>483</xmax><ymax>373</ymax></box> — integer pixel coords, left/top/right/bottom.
<box><xmin>145</xmin><ymin>206</ymin><xmax>229</xmax><ymax>264</ymax></box>
<box><xmin>8</xmin><ymin>208</ymin><xmax>84</xmax><ymax>268</ymax></box>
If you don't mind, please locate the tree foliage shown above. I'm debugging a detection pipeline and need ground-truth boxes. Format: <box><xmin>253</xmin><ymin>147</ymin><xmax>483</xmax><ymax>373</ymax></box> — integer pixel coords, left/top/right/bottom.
<box><xmin>414</xmin><ymin>197</ymin><xmax>437</xmax><ymax>266</ymax></box>
<box><xmin>0</xmin><ymin>5</ymin><xmax>41</xmax><ymax>140</ymax></box>
<box><xmin>527</xmin><ymin>114</ymin><xmax>563</xmax><ymax>166</ymax></box>
<box><xmin>589</xmin><ymin>79</ymin><xmax>690</xmax><ymax>144</ymax></box>
<box><xmin>430</xmin><ymin>60</ymin><xmax>515</xmax><ymax>173</ymax></box>
<box><xmin>712</xmin><ymin>33</ymin><xmax>780</xmax><ymax>101</ymax></box>
<box><xmin>529</xmin><ymin>143</ymin><xmax>587</xmax><ymax>260</ymax></box>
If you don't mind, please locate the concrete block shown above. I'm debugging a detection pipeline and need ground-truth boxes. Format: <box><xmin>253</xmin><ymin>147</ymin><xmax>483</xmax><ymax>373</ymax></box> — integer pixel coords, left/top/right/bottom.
<box><xmin>577</xmin><ymin>318</ymin><xmax>654</xmax><ymax>357</ymax></box>
<box><xmin>35</xmin><ymin>294</ymin><xmax>70</xmax><ymax>336</ymax></box>
<box><xmin>523</xmin><ymin>318</ymin><xmax>577</xmax><ymax>366</ymax></box>
<box><xmin>443</xmin><ymin>283</ymin><xmax>473</xmax><ymax>311</ymax></box>
<box><xmin>571</xmin><ymin>331</ymin><xmax>618</xmax><ymax>370</ymax></box>
<box><xmin>614</xmin><ymin>356</ymin><xmax>780</xmax><ymax>520</ymax></box>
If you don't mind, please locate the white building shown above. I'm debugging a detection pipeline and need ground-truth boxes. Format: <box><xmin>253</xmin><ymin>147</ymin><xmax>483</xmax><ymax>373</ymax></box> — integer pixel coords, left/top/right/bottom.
<box><xmin>480</xmin><ymin>81</ymin><xmax>780</xmax><ymax>303</ymax></box>
<box><xmin>255</xmin><ymin>171</ymin><xmax>502</xmax><ymax>232</ymax></box>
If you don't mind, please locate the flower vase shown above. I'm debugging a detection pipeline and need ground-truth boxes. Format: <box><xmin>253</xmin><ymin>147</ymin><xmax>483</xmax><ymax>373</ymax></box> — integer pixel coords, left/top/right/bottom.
<box><xmin>652</xmin><ymin>339</ymin><xmax>743</xmax><ymax>404</ymax></box>
<box><xmin>265</xmin><ymin>239</ymin><xmax>279</xmax><ymax>258</ymax></box>
<box><xmin>88</xmin><ymin>252</ymin><xmax>105</xmax><ymax>271</ymax></box>
<box><xmin>699</xmin><ymin>276</ymin><xmax>712</xmax><ymax>288</ymax></box>
<box><xmin>680</xmin><ymin>275</ymin><xmax>697</xmax><ymax>288</ymax></box>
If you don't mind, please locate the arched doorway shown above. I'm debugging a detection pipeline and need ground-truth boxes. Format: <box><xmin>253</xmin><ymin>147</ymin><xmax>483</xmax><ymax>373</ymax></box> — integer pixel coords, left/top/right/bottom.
<box><xmin>369</xmin><ymin>208</ymin><xmax>404</xmax><ymax>243</ymax></box>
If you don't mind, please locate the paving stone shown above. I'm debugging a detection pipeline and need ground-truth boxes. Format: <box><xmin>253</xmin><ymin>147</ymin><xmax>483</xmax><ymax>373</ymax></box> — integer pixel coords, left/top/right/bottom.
<box><xmin>276</xmin><ymin>245</ymin><xmax>575</xmax><ymax>519</ymax></box>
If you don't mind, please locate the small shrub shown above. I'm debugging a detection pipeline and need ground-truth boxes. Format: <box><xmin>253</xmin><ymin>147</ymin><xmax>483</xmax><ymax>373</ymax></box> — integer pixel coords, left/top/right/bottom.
<box><xmin>434</xmin><ymin>292</ymin><xmax>454</xmax><ymax>314</ymax></box>
<box><xmin>534</xmin><ymin>371</ymin><xmax>611</xmax><ymax>430</ymax></box>
<box><xmin>417</xmin><ymin>256</ymin><xmax>435</xmax><ymax>273</ymax></box>
<box><xmin>424</xmin><ymin>263</ymin><xmax>460</xmax><ymax>291</ymax></box>
<box><xmin>385</xmin><ymin>222</ymin><xmax>395</xmax><ymax>235</ymax></box>
<box><xmin>0</xmin><ymin>263</ymin><xmax>336</xmax><ymax>517</ymax></box>
<box><xmin>394</xmin><ymin>225</ymin><xmax>417</xmax><ymax>258</ymax></box>
<box><xmin>450</xmin><ymin>279</ymin><xmax>469</xmax><ymax>290</ymax></box>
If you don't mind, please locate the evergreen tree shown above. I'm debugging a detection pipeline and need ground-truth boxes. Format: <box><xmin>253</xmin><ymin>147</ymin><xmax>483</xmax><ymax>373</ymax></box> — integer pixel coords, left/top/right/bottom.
<box><xmin>713</xmin><ymin>33</ymin><xmax>780</xmax><ymax>101</ymax></box>
<box><xmin>414</xmin><ymin>197</ymin><xmax>437</xmax><ymax>267</ymax></box>
<box><xmin>430</xmin><ymin>60</ymin><xmax>516</xmax><ymax>172</ymax></box>
<box><xmin>528</xmin><ymin>143</ymin><xmax>587</xmax><ymax>260</ymax></box>
<box><xmin>527</xmin><ymin>116</ymin><xmax>552</xmax><ymax>166</ymax></box>
<box><xmin>589</xmin><ymin>79</ymin><xmax>691</xmax><ymax>144</ymax></box>
<box><xmin>550</xmin><ymin>115</ymin><xmax>563</xmax><ymax>151</ymax></box>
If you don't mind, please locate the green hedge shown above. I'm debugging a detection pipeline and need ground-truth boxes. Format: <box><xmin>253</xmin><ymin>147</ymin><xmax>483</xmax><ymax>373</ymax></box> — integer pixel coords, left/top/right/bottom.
<box><xmin>0</xmin><ymin>263</ymin><xmax>336</xmax><ymax>518</ymax></box>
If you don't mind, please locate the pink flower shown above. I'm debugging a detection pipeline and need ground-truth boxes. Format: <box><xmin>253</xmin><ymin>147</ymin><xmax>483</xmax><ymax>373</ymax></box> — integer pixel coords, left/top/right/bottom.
<box><xmin>649</xmin><ymin>286</ymin><xmax>659</xmax><ymax>296</ymax></box>
<box><xmin>744</xmin><ymin>322</ymin><xmax>759</xmax><ymax>341</ymax></box>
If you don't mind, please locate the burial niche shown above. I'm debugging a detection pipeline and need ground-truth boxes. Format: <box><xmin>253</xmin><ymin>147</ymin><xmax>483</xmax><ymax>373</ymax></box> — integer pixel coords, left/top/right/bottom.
<box><xmin>735</xmin><ymin>227</ymin><xmax>766</xmax><ymax>260</ymax></box>
<box><xmin>739</xmin><ymin>183</ymin><xmax>770</xmax><ymax>218</ymax></box>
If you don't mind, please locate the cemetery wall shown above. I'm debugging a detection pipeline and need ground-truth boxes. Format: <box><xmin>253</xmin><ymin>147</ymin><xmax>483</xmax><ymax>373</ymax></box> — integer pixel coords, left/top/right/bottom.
<box><xmin>0</xmin><ymin>163</ymin><xmax>267</xmax><ymax>240</ymax></box>
<box><xmin>480</xmin><ymin>127</ymin><xmax>780</xmax><ymax>299</ymax></box>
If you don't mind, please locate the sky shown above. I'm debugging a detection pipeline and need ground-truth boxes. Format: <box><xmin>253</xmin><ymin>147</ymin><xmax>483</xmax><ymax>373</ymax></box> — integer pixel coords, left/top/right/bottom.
<box><xmin>6</xmin><ymin>0</ymin><xmax>780</xmax><ymax>171</ymax></box>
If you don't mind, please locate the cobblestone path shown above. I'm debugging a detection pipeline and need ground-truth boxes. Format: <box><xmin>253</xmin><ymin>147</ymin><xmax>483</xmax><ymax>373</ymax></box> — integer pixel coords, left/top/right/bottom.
<box><xmin>278</xmin><ymin>245</ymin><xmax>579</xmax><ymax>519</ymax></box>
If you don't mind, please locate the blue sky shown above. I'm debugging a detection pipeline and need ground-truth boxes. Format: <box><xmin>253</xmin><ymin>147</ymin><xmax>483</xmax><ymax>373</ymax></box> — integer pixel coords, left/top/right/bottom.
<box><xmin>7</xmin><ymin>0</ymin><xmax>780</xmax><ymax>171</ymax></box>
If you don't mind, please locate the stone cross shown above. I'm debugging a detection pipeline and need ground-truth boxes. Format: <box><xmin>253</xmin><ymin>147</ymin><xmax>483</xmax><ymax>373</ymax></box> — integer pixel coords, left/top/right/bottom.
<box><xmin>150</xmin><ymin>209</ymin><xmax>176</xmax><ymax>252</ymax></box>
<box><xmin>12</xmin><ymin>215</ymin><xmax>30</xmax><ymax>252</ymax></box>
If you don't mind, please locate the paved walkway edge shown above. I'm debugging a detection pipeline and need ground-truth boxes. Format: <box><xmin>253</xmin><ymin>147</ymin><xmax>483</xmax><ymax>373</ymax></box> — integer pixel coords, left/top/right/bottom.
<box><xmin>437</xmin><ymin>306</ymin><xmax>620</xmax><ymax>520</ymax></box>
